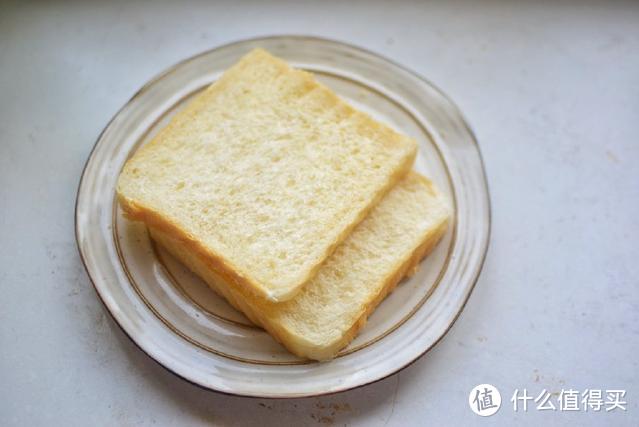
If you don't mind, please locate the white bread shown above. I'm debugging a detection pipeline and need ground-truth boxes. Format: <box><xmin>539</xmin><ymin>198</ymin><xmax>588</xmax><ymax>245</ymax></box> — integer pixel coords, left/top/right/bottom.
<box><xmin>117</xmin><ymin>48</ymin><xmax>417</xmax><ymax>302</ymax></box>
<box><xmin>149</xmin><ymin>172</ymin><xmax>450</xmax><ymax>361</ymax></box>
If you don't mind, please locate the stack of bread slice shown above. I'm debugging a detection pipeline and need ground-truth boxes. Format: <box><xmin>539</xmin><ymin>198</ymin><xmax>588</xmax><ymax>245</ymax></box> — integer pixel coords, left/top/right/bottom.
<box><xmin>117</xmin><ymin>49</ymin><xmax>450</xmax><ymax>361</ymax></box>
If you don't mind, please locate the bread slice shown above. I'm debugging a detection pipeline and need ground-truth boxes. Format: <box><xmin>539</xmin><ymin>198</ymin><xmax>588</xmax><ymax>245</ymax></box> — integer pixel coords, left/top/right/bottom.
<box><xmin>149</xmin><ymin>172</ymin><xmax>450</xmax><ymax>361</ymax></box>
<box><xmin>117</xmin><ymin>48</ymin><xmax>417</xmax><ymax>302</ymax></box>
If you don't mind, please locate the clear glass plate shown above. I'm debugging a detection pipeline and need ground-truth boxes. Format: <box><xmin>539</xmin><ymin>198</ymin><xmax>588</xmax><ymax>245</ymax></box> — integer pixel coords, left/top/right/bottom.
<box><xmin>75</xmin><ymin>36</ymin><xmax>490</xmax><ymax>397</ymax></box>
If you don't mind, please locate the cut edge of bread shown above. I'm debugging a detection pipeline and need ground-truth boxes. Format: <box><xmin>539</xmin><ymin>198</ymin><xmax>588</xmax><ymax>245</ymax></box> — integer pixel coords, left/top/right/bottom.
<box><xmin>146</xmin><ymin>173</ymin><xmax>450</xmax><ymax>361</ymax></box>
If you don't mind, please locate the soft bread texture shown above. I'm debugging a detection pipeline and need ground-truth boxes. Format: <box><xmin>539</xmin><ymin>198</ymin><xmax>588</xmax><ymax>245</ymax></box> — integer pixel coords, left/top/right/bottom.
<box><xmin>117</xmin><ymin>48</ymin><xmax>417</xmax><ymax>302</ymax></box>
<box><xmin>149</xmin><ymin>172</ymin><xmax>450</xmax><ymax>361</ymax></box>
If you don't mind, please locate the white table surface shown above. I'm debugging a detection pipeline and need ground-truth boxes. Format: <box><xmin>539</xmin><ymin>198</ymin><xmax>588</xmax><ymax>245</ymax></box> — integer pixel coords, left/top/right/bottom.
<box><xmin>1</xmin><ymin>1</ymin><xmax>638</xmax><ymax>425</ymax></box>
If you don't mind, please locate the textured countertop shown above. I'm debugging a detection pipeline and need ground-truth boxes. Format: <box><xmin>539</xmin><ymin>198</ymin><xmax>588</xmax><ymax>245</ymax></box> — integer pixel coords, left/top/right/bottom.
<box><xmin>1</xmin><ymin>1</ymin><xmax>638</xmax><ymax>425</ymax></box>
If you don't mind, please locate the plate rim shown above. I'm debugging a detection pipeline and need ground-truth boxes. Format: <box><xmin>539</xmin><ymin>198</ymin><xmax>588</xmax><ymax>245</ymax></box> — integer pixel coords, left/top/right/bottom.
<box><xmin>75</xmin><ymin>34</ymin><xmax>492</xmax><ymax>398</ymax></box>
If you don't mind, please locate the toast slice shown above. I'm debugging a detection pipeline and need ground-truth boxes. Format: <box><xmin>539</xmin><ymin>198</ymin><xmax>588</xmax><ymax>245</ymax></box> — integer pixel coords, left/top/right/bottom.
<box><xmin>149</xmin><ymin>172</ymin><xmax>450</xmax><ymax>361</ymax></box>
<box><xmin>117</xmin><ymin>49</ymin><xmax>417</xmax><ymax>302</ymax></box>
